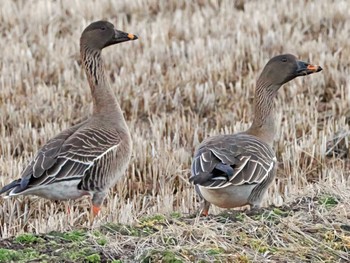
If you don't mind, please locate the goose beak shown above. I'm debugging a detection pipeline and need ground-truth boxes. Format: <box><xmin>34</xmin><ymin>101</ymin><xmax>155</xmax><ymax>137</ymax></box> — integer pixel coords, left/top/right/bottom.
<box><xmin>126</xmin><ymin>33</ymin><xmax>138</xmax><ymax>40</ymax></box>
<box><xmin>105</xmin><ymin>29</ymin><xmax>138</xmax><ymax>47</ymax></box>
<box><xmin>296</xmin><ymin>60</ymin><xmax>323</xmax><ymax>76</ymax></box>
<box><xmin>114</xmin><ymin>29</ymin><xmax>138</xmax><ymax>43</ymax></box>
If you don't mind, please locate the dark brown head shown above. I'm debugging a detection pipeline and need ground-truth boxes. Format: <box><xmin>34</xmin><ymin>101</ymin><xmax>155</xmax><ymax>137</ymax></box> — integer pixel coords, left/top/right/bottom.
<box><xmin>80</xmin><ymin>20</ymin><xmax>138</xmax><ymax>51</ymax></box>
<box><xmin>259</xmin><ymin>54</ymin><xmax>322</xmax><ymax>86</ymax></box>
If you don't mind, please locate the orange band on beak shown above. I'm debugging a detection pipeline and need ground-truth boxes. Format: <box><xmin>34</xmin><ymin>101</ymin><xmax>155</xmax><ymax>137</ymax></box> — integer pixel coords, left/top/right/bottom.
<box><xmin>307</xmin><ymin>64</ymin><xmax>319</xmax><ymax>71</ymax></box>
<box><xmin>128</xmin><ymin>33</ymin><xmax>136</xmax><ymax>40</ymax></box>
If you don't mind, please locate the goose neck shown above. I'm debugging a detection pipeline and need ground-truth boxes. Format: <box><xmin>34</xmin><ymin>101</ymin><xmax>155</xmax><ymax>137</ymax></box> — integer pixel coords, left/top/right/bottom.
<box><xmin>246</xmin><ymin>79</ymin><xmax>281</xmax><ymax>145</ymax></box>
<box><xmin>80</xmin><ymin>46</ymin><xmax>122</xmax><ymax>117</ymax></box>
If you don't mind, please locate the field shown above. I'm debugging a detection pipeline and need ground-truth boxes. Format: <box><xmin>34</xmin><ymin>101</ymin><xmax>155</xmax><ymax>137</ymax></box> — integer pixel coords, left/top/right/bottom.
<box><xmin>0</xmin><ymin>0</ymin><xmax>350</xmax><ymax>262</ymax></box>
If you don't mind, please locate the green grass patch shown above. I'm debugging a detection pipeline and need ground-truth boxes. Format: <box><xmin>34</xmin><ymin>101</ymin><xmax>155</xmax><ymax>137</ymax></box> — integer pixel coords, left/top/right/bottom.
<box><xmin>141</xmin><ymin>249</ymin><xmax>183</xmax><ymax>263</ymax></box>
<box><xmin>92</xmin><ymin>230</ymin><xmax>108</xmax><ymax>246</ymax></box>
<box><xmin>101</xmin><ymin>222</ymin><xmax>143</xmax><ymax>237</ymax></box>
<box><xmin>0</xmin><ymin>248</ymin><xmax>43</xmax><ymax>263</ymax></box>
<box><xmin>0</xmin><ymin>249</ymin><xmax>21</xmax><ymax>262</ymax></box>
<box><xmin>85</xmin><ymin>253</ymin><xmax>101</xmax><ymax>263</ymax></box>
<box><xmin>170</xmin><ymin>212</ymin><xmax>182</xmax><ymax>219</ymax></box>
<box><xmin>319</xmin><ymin>195</ymin><xmax>339</xmax><ymax>208</ymax></box>
<box><xmin>252</xmin><ymin>208</ymin><xmax>289</xmax><ymax>223</ymax></box>
<box><xmin>62</xmin><ymin>230</ymin><xmax>87</xmax><ymax>242</ymax></box>
<box><xmin>15</xmin><ymin>233</ymin><xmax>44</xmax><ymax>244</ymax></box>
<box><xmin>250</xmin><ymin>239</ymin><xmax>269</xmax><ymax>253</ymax></box>
<box><xmin>61</xmin><ymin>247</ymin><xmax>96</xmax><ymax>261</ymax></box>
<box><xmin>48</xmin><ymin>229</ymin><xmax>87</xmax><ymax>242</ymax></box>
<box><xmin>139</xmin><ymin>214</ymin><xmax>166</xmax><ymax>226</ymax></box>
<box><xmin>207</xmin><ymin>247</ymin><xmax>225</xmax><ymax>255</ymax></box>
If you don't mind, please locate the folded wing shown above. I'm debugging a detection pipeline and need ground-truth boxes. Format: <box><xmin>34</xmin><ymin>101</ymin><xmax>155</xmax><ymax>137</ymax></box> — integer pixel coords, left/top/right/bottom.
<box><xmin>2</xmin><ymin>122</ymin><xmax>121</xmax><ymax>196</ymax></box>
<box><xmin>190</xmin><ymin>134</ymin><xmax>276</xmax><ymax>189</ymax></box>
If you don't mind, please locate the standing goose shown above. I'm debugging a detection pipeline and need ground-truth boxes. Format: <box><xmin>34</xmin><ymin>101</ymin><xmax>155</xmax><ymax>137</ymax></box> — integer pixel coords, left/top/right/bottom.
<box><xmin>190</xmin><ymin>54</ymin><xmax>322</xmax><ymax>216</ymax></box>
<box><xmin>0</xmin><ymin>21</ymin><xmax>137</xmax><ymax>218</ymax></box>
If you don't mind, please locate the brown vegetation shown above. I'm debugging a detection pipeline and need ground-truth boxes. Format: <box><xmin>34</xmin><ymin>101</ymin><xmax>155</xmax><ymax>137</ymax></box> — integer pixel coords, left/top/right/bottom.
<box><xmin>0</xmin><ymin>0</ymin><xmax>349</xmax><ymax>262</ymax></box>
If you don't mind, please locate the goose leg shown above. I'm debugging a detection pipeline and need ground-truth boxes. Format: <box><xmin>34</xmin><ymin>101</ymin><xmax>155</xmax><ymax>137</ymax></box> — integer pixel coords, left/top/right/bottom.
<box><xmin>92</xmin><ymin>205</ymin><xmax>101</xmax><ymax>216</ymax></box>
<box><xmin>200</xmin><ymin>200</ymin><xmax>211</xmax><ymax>216</ymax></box>
<box><xmin>195</xmin><ymin>185</ymin><xmax>211</xmax><ymax>216</ymax></box>
<box><xmin>90</xmin><ymin>191</ymin><xmax>107</xmax><ymax>220</ymax></box>
<box><xmin>90</xmin><ymin>204</ymin><xmax>101</xmax><ymax>222</ymax></box>
<box><xmin>66</xmin><ymin>200</ymin><xmax>72</xmax><ymax>214</ymax></box>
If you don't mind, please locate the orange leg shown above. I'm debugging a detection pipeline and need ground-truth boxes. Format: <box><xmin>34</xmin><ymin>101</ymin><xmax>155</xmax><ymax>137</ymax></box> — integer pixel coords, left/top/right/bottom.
<box><xmin>200</xmin><ymin>200</ymin><xmax>210</xmax><ymax>216</ymax></box>
<box><xmin>90</xmin><ymin>193</ymin><xmax>106</xmax><ymax>221</ymax></box>
<box><xmin>61</xmin><ymin>200</ymin><xmax>72</xmax><ymax>215</ymax></box>
<box><xmin>90</xmin><ymin>205</ymin><xmax>101</xmax><ymax>222</ymax></box>
<box><xmin>201</xmin><ymin>209</ymin><xmax>209</xmax><ymax>217</ymax></box>
<box><xmin>195</xmin><ymin>185</ymin><xmax>210</xmax><ymax>217</ymax></box>
<box><xmin>92</xmin><ymin>205</ymin><xmax>101</xmax><ymax>217</ymax></box>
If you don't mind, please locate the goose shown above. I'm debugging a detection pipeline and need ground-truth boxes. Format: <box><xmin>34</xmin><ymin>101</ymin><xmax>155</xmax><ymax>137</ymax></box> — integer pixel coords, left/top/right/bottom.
<box><xmin>0</xmin><ymin>20</ymin><xmax>137</xmax><ymax>218</ymax></box>
<box><xmin>190</xmin><ymin>54</ymin><xmax>322</xmax><ymax>216</ymax></box>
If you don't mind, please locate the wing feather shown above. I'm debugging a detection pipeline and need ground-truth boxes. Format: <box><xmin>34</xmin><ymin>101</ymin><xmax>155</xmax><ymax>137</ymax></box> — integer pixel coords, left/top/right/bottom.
<box><xmin>190</xmin><ymin>134</ymin><xmax>276</xmax><ymax>189</ymax></box>
<box><xmin>7</xmin><ymin>122</ymin><xmax>121</xmax><ymax>195</ymax></box>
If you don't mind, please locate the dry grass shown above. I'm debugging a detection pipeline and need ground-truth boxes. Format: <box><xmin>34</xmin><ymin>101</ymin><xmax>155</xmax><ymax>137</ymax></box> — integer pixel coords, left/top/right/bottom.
<box><xmin>0</xmin><ymin>0</ymin><xmax>349</xmax><ymax>262</ymax></box>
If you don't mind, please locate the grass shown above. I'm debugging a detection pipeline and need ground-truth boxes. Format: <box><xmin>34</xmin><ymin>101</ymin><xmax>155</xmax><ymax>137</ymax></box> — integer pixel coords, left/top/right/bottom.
<box><xmin>0</xmin><ymin>228</ymin><xmax>106</xmax><ymax>262</ymax></box>
<box><xmin>0</xmin><ymin>0</ymin><xmax>349</xmax><ymax>262</ymax></box>
<box><xmin>14</xmin><ymin>233</ymin><xmax>44</xmax><ymax>244</ymax></box>
<box><xmin>0</xmin><ymin>198</ymin><xmax>349</xmax><ymax>262</ymax></box>
<box><xmin>319</xmin><ymin>194</ymin><xmax>340</xmax><ymax>208</ymax></box>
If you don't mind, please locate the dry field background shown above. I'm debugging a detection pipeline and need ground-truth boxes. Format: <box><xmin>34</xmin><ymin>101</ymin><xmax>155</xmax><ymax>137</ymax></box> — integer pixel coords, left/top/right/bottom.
<box><xmin>0</xmin><ymin>0</ymin><xmax>350</xmax><ymax>262</ymax></box>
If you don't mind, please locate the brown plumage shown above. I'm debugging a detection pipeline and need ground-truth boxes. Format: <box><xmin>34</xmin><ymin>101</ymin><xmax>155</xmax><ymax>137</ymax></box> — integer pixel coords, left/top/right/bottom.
<box><xmin>0</xmin><ymin>21</ymin><xmax>138</xmax><ymax>218</ymax></box>
<box><xmin>190</xmin><ymin>54</ymin><xmax>322</xmax><ymax>216</ymax></box>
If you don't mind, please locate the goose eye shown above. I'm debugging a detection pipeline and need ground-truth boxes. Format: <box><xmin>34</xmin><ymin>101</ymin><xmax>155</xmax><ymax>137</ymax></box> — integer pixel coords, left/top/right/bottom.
<box><xmin>281</xmin><ymin>58</ymin><xmax>287</xmax><ymax>62</ymax></box>
<box><xmin>100</xmin><ymin>26</ymin><xmax>106</xmax><ymax>31</ymax></box>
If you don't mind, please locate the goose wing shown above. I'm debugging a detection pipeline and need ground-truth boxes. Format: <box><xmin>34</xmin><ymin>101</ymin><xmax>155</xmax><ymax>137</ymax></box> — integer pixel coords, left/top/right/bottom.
<box><xmin>190</xmin><ymin>134</ymin><xmax>276</xmax><ymax>189</ymax></box>
<box><xmin>1</xmin><ymin>122</ymin><xmax>121</xmax><ymax>195</ymax></box>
